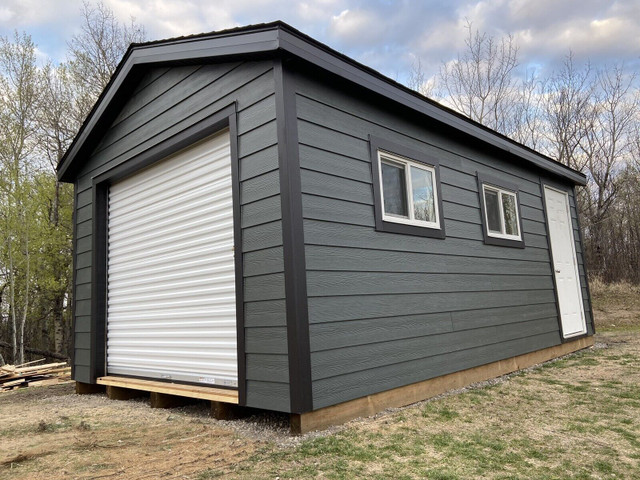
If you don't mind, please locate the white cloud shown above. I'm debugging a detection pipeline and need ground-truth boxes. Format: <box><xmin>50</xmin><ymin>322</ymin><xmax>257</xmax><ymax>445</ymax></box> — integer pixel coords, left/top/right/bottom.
<box><xmin>0</xmin><ymin>0</ymin><xmax>79</xmax><ymax>27</ymax></box>
<box><xmin>329</xmin><ymin>8</ymin><xmax>380</xmax><ymax>45</ymax></box>
<box><xmin>0</xmin><ymin>0</ymin><xmax>637</xmax><ymax>85</ymax></box>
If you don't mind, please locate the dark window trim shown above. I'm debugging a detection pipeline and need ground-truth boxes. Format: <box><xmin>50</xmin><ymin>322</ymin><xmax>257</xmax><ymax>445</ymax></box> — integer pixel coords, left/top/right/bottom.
<box><xmin>90</xmin><ymin>103</ymin><xmax>247</xmax><ymax>405</ymax></box>
<box><xmin>476</xmin><ymin>172</ymin><xmax>525</xmax><ymax>249</ymax></box>
<box><xmin>369</xmin><ymin>135</ymin><xmax>446</xmax><ymax>239</ymax></box>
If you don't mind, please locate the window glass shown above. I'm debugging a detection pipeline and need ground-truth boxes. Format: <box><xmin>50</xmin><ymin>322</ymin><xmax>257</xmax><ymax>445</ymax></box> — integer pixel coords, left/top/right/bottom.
<box><xmin>484</xmin><ymin>188</ymin><xmax>501</xmax><ymax>233</ymax></box>
<box><xmin>410</xmin><ymin>165</ymin><xmax>436</xmax><ymax>222</ymax></box>
<box><xmin>502</xmin><ymin>193</ymin><xmax>519</xmax><ymax>236</ymax></box>
<box><xmin>381</xmin><ymin>161</ymin><xmax>408</xmax><ymax>217</ymax></box>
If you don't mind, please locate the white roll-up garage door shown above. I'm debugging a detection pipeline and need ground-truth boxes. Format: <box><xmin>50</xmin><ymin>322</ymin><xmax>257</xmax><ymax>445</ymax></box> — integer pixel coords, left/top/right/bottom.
<box><xmin>106</xmin><ymin>131</ymin><xmax>237</xmax><ymax>387</ymax></box>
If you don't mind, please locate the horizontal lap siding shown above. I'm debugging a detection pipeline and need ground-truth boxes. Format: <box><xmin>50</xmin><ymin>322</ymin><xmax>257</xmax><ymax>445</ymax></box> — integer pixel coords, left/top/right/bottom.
<box><xmin>293</xmin><ymin>72</ymin><xmax>564</xmax><ymax>409</ymax></box>
<box><xmin>73</xmin><ymin>62</ymin><xmax>290</xmax><ymax>411</ymax></box>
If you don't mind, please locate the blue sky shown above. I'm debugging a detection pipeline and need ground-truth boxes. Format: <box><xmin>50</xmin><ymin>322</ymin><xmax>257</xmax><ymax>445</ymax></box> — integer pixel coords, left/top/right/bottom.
<box><xmin>1</xmin><ymin>0</ymin><xmax>639</xmax><ymax>85</ymax></box>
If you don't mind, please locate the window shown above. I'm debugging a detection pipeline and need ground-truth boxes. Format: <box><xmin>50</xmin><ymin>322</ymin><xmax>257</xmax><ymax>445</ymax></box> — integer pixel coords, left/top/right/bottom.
<box><xmin>369</xmin><ymin>136</ymin><xmax>445</xmax><ymax>238</ymax></box>
<box><xmin>380</xmin><ymin>152</ymin><xmax>439</xmax><ymax>227</ymax></box>
<box><xmin>477</xmin><ymin>173</ymin><xmax>525</xmax><ymax>248</ymax></box>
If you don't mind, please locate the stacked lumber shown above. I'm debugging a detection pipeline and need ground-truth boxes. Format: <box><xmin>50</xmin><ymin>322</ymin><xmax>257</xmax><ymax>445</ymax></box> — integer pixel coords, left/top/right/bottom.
<box><xmin>0</xmin><ymin>359</ymin><xmax>71</xmax><ymax>392</ymax></box>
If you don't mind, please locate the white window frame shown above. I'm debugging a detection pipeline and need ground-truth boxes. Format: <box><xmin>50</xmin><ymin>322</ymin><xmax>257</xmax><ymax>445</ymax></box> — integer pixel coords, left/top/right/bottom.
<box><xmin>481</xmin><ymin>184</ymin><xmax>522</xmax><ymax>241</ymax></box>
<box><xmin>377</xmin><ymin>150</ymin><xmax>441</xmax><ymax>229</ymax></box>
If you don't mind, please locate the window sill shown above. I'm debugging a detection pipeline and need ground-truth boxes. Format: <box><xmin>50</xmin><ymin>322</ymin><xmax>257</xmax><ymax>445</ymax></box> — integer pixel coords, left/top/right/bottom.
<box><xmin>483</xmin><ymin>235</ymin><xmax>525</xmax><ymax>248</ymax></box>
<box><xmin>376</xmin><ymin>218</ymin><xmax>446</xmax><ymax>239</ymax></box>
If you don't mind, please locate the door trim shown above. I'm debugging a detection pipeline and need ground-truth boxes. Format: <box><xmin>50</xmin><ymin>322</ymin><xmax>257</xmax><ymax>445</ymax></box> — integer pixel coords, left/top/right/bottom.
<box><xmin>90</xmin><ymin>103</ymin><xmax>247</xmax><ymax>405</ymax></box>
<box><xmin>541</xmin><ymin>182</ymin><xmax>587</xmax><ymax>341</ymax></box>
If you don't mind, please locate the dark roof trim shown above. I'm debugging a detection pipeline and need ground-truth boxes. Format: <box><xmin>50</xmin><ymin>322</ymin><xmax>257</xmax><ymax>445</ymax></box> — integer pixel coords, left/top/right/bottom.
<box><xmin>57</xmin><ymin>24</ymin><xmax>280</xmax><ymax>181</ymax></box>
<box><xmin>58</xmin><ymin>21</ymin><xmax>587</xmax><ymax>186</ymax></box>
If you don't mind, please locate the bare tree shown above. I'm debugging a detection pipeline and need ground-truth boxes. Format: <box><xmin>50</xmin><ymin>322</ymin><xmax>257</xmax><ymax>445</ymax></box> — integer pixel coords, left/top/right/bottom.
<box><xmin>67</xmin><ymin>1</ymin><xmax>146</xmax><ymax>118</ymax></box>
<box><xmin>540</xmin><ymin>53</ymin><xmax>594</xmax><ymax>171</ymax></box>
<box><xmin>0</xmin><ymin>31</ymin><xmax>41</xmax><ymax>364</ymax></box>
<box><xmin>508</xmin><ymin>71</ymin><xmax>545</xmax><ymax>150</ymax></box>
<box><xmin>36</xmin><ymin>63</ymin><xmax>77</xmax><ymax>355</ymax></box>
<box><xmin>407</xmin><ymin>58</ymin><xmax>436</xmax><ymax>98</ymax></box>
<box><xmin>580</xmin><ymin>66</ymin><xmax>639</xmax><ymax>276</ymax></box>
<box><xmin>438</xmin><ymin>22</ymin><xmax>519</xmax><ymax>133</ymax></box>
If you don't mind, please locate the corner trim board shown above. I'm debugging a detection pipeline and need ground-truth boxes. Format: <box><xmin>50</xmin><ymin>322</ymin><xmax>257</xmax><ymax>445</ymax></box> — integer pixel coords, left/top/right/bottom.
<box><xmin>70</xmin><ymin>181</ymin><xmax>78</xmax><ymax>380</ymax></box>
<box><xmin>274</xmin><ymin>58</ymin><xmax>313</xmax><ymax>413</ymax></box>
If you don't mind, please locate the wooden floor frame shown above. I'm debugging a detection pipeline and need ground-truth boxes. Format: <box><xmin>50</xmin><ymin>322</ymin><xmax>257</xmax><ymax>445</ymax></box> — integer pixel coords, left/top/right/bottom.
<box><xmin>291</xmin><ymin>336</ymin><xmax>594</xmax><ymax>433</ymax></box>
<box><xmin>96</xmin><ymin>376</ymin><xmax>239</xmax><ymax>404</ymax></box>
<box><xmin>87</xmin><ymin>337</ymin><xmax>593</xmax><ymax>434</ymax></box>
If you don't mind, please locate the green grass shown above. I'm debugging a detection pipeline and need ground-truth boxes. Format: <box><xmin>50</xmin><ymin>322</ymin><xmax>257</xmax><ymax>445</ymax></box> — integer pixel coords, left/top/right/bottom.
<box><xmin>188</xmin><ymin>284</ymin><xmax>640</xmax><ymax>480</ymax></box>
<box><xmin>199</xmin><ymin>327</ymin><xmax>640</xmax><ymax>480</ymax></box>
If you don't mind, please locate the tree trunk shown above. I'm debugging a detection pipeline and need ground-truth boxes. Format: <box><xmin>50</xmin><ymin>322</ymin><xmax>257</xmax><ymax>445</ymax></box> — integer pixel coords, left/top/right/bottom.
<box><xmin>18</xmin><ymin>229</ymin><xmax>29</xmax><ymax>365</ymax></box>
<box><xmin>8</xmin><ymin>237</ymin><xmax>17</xmax><ymax>364</ymax></box>
<box><xmin>53</xmin><ymin>294</ymin><xmax>65</xmax><ymax>355</ymax></box>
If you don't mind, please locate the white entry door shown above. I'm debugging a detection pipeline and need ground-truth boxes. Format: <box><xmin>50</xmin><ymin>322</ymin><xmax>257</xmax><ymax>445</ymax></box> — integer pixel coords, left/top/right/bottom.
<box><xmin>106</xmin><ymin>131</ymin><xmax>238</xmax><ymax>387</ymax></box>
<box><xmin>544</xmin><ymin>186</ymin><xmax>586</xmax><ymax>338</ymax></box>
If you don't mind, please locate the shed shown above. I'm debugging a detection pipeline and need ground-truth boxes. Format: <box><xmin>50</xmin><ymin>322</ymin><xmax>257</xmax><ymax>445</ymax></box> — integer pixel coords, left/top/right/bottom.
<box><xmin>58</xmin><ymin>21</ymin><xmax>595</xmax><ymax>433</ymax></box>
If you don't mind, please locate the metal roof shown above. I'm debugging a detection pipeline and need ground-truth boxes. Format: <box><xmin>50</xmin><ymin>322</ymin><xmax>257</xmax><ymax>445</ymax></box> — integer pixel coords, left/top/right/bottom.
<box><xmin>57</xmin><ymin>21</ymin><xmax>587</xmax><ymax>185</ymax></box>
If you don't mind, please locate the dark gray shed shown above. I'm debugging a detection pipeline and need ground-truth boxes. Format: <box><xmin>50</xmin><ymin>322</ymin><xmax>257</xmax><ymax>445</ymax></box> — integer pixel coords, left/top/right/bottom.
<box><xmin>58</xmin><ymin>21</ymin><xmax>595</xmax><ymax>433</ymax></box>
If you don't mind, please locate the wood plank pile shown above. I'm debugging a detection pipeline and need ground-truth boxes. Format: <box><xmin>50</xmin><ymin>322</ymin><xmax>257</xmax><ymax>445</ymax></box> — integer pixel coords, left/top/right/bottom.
<box><xmin>0</xmin><ymin>359</ymin><xmax>71</xmax><ymax>392</ymax></box>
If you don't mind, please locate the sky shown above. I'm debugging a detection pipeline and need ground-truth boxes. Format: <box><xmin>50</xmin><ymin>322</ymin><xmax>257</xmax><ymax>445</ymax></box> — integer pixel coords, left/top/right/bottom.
<box><xmin>0</xmin><ymin>0</ymin><xmax>639</xmax><ymax>86</ymax></box>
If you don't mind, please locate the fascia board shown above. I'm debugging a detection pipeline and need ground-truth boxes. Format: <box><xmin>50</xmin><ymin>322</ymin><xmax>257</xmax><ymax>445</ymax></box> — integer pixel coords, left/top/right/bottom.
<box><xmin>276</xmin><ymin>29</ymin><xmax>586</xmax><ymax>186</ymax></box>
<box><xmin>57</xmin><ymin>29</ymin><xmax>279</xmax><ymax>181</ymax></box>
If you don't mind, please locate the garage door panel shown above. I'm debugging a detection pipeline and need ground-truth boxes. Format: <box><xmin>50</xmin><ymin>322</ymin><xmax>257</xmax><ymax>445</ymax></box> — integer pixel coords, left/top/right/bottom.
<box><xmin>109</xmin><ymin>177</ymin><xmax>233</xmax><ymax>226</ymax></box>
<box><xmin>109</xmin><ymin>142</ymin><xmax>230</xmax><ymax>202</ymax></box>
<box><xmin>111</xmin><ymin>244</ymin><xmax>233</xmax><ymax>273</ymax></box>
<box><xmin>108</xmin><ymin>266</ymin><xmax>231</xmax><ymax>290</ymax></box>
<box><xmin>108</xmin><ymin>327</ymin><xmax>237</xmax><ymax>337</ymax></box>
<box><xmin>108</xmin><ymin>309</ymin><xmax>235</xmax><ymax>322</ymax></box>
<box><xmin>108</xmin><ymin>293</ymin><xmax>235</xmax><ymax>312</ymax></box>
<box><xmin>109</xmin><ymin>188</ymin><xmax>233</xmax><ymax>228</ymax></box>
<box><xmin>108</xmin><ymin>283</ymin><xmax>236</xmax><ymax>305</ymax></box>
<box><xmin>112</xmin><ymin>200</ymin><xmax>233</xmax><ymax>239</ymax></box>
<box><xmin>108</xmin><ymin>263</ymin><xmax>233</xmax><ymax>289</ymax></box>
<box><xmin>108</xmin><ymin>245</ymin><xmax>233</xmax><ymax>275</ymax></box>
<box><xmin>107</xmin><ymin>131</ymin><xmax>238</xmax><ymax>387</ymax></box>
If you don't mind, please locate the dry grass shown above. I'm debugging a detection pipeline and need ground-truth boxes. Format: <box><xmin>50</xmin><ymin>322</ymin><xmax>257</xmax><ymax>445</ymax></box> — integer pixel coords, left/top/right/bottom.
<box><xmin>212</xmin><ymin>329</ymin><xmax>640</xmax><ymax>480</ymax></box>
<box><xmin>0</xmin><ymin>387</ymin><xmax>261</xmax><ymax>479</ymax></box>
<box><xmin>590</xmin><ymin>277</ymin><xmax>640</xmax><ymax>330</ymax></box>
<box><xmin>1</xmin><ymin>282</ymin><xmax>639</xmax><ymax>479</ymax></box>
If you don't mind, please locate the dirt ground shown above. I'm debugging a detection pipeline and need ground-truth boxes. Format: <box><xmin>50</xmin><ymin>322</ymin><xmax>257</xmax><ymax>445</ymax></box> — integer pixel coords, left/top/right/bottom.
<box><xmin>0</xmin><ymin>385</ymin><xmax>277</xmax><ymax>479</ymax></box>
<box><xmin>1</xmin><ymin>286</ymin><xmax>639</xmax><ymax>479</ymax></box>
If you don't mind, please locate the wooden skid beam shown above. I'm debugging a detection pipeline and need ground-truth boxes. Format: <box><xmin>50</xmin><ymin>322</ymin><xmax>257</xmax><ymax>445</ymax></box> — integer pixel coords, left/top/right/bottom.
<box><xmin>106</xmin><ymin>385</ymin><xmax>148</xmax><ymax>400</ymax></box>
<box><xmin>96</xmin><ymin>376</ymin><xmax>239</xmax><ymax>404</ymax></box>
<box><xmin>150</xmin><ymin>392</ymin><xmax>196</xmax><ymax>409</ymax></box>
<box><xmin>210</xmin><ymin>401</ymin><xmax>257</xmax><ymax>420</ymax></box>
<box><xmin>76</xmin><ymin>382</ymin><xmax>105</xmax><ymax>395</ymax></box>
<box><xmin>291</xmin><ymin>336</ymin><xmax>594</xmax><ymax>434</ymax></box>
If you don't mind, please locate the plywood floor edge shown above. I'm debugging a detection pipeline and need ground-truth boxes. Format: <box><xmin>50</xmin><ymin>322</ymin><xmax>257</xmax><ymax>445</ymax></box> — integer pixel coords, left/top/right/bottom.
<box><xmin>96</xmin><ymin>376</ymin><xmax>239</xmax><ymax>404</ymax></box>
<box><xmin>292</xmin><ymin>335</ymin><xmax>594</xmax><ymax>434</ymax></box>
